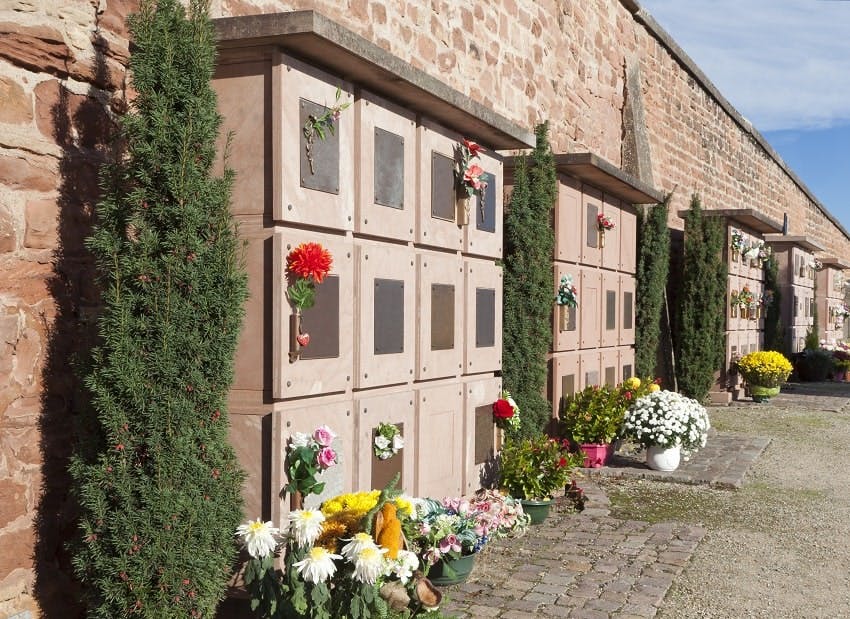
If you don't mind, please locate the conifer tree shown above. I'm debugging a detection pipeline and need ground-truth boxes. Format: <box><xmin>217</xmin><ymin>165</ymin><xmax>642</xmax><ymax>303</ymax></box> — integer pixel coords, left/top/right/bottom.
<box><xmin>503</xmin><ymin>123</ymin><xmax>556</xmax><ymax>437</ymax></box>
<box><xmin>674</xmin><ymin>194</ymin><xmax>727</xmax><ymax>401</ymax></box>
<box><xmin>69</xmin><ymin>1</ymin><xmax>247</xmax><ymax>616</ymax></box>
<box><xmin>763</xmin><ymin>253</ymin><xmax>783</xmax><ymax>352</ymax></box>
<box><xmin>635</xmin><ymin>195</ymin><xmax>671</xmax><ymax>377</ymax></box>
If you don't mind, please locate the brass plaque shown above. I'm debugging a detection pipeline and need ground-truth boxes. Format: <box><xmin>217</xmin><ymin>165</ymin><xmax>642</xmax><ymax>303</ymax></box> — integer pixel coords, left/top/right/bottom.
<box><xmin>586</xmin><ymin>370</ymin><xmax>599</xmax><ymax>386</ymax></box>
<box><xmin>561</xmin><ymin>373</ymin><xmax>576</xmax><ymax>397</ymax></box>
<box><xmin>605</xmin><ymin>366</ymin><xmax>616</xmax><ymax>387</ymax></box>
<box><xmin>623</xmin><ymin>291</ymin><xmax>634</xmax><ymax>330</ymax></box>
<box><xmin>430</xmin><ymin>284</ymin><xmax>455</xmax><ymax>350</ymax></box>
<box><xmin>622</xmin><ymin>364</ymin><xmax>633</xmax><ymax>379</ymax></box>
<box><xmin>371</xmin><ymin>423</ymin><xmax>404</xmax><ymax>489</ymax></box>
<box><xmin>300</xmin><ymin>275</ymin><xmax>340</xmax><ymax>360</ymax></box>
<box><xmin>374</xmin><ymin>278</ymin><xmax>404</xmax><ymax>355</ymax></box>
<box><xmin>586</xmin><ymin>203</ymin><xmax>599</xmax><ymax>248</ymax></box>
<box><xmin>559</xmin><ymin>305</ymin><xmax>577</xmax><ymax>332</ymax></box>
<box><xmin>475</xmin><ymin>287</ymin><xmax>496</xmax><ymax>348</ymax></box>
<box><xmin>299</xmin><ymin>98</ymin><xmax>340</xmax><ymax>195</ymax></box>
<box><xmin>474</xmin><ymin>405</ymin><xmax>495</xmax><ymax>465</ymax></box>
<box><xmin>475</xmin><ymin>172</ymin><xmax>496</xmax><ymax>232</ymax></box>
<box><xmin>374</xmin><ymin>127</ymin><xmax>404</xmax><ymax>209</ymax></box>
<box><xmin>605</xmin><ymin>290</ymin><xmax>617</xmax><ymax>330</ymax></box>
<box><xmin>431</xmin><ymin>151</ymin><xmax>456</xmax><ymax>221</ymax></box>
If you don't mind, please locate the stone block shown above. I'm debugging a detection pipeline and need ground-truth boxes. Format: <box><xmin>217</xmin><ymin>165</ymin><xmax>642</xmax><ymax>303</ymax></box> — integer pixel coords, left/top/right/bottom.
<box><xmin>24</xmin><ymin>198</ymin><xmax>57</xmax><ymax>249</ymax></box>
<box><xmin>34</xmin><ymin>79</ymin><xmax>112</xmax><ymax>147</ymax></box>
<box><xmin>0</xmin><ymin>153</ymin><xmax>57</xmax><ymax>193</ymax></box>
<box><xmin>0</xmin><ymin>526</ymin><xmax>34</xmax><ymax>580</ymax></box>
<box><xmin>0</xmin><ymin>76</ymin><xmax>32</xmax><ymax>125</ymax></box>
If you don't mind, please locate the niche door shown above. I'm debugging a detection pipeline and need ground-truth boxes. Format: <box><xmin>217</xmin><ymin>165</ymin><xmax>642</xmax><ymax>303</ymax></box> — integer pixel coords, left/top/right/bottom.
<box><xmin>464</xmin><ymin>258</ymin><xmax>503</xmax><ymax>375</ymax></box>
<box><xmin>416</xmin><ymin>249</ymin><xmax>463</xmax><ymax>380</ymax></box>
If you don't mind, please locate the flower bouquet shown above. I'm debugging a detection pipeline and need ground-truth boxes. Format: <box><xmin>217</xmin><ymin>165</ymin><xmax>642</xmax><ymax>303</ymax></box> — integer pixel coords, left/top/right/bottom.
<box><xmin>455</xmin><ymin>138</ymin><xmax>487</xmax><ymax>225</ymax></box>
<box><xmin>237</xmin><ymin>479</ymin><xmax>442</xmax><ymax>618</ymax></box>
<box><xmin>373</xmin><ymin>422</ymin><xmax>404</xmax><ymax>460</ymax></box>
<box><xmin>736</xmin><ymin>350</ymin><xmax>792</xmax><ymax>401</ymax></box>
<box><xmin>596</xmin><ymin>213</ymin><xmax>615</xmax><ymax>231</ymax></box>
<box><xmin>284</xmin><ymin>425</ymin><xmax>339</xmax><ymax>509</ymax></box>
<box><xmin>622</xmin><ymin>390</ymin><xmax>710</xmax><ymax>470</ymax></box>
<box><xmin>492</xmin><ymin>390</ymin><xmax>521</xmax><ymax>431</ymax></box>
<box><xmin>286</xmin><ymin>242</ymin><xmax>333</xmax><ymax>358</ymax></box>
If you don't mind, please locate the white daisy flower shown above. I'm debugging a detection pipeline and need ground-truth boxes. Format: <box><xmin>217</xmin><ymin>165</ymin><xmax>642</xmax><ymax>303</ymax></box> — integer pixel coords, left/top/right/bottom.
<box><xmin>288</xmin><ymin>509</ymin><xmax>325</xmax><ymax>548</ymax></box>
<box><xmin>236</xmin><ymin>518</ymin><xmax>281</xmax><ymax>559</ymax></box>
<box><xmin>352</xmin><ymin>545</ymin><xmax>388</xmax><ymax>584</ymax></box>
<box><xmin>293</xmin><ymin>546</ymin><xmax>341</xmax><ymax>583</ymax></box>
<box><xmin>341</xmin><ymin>532</ymin><xmax>378</xmax><ymax>561</ymax></box>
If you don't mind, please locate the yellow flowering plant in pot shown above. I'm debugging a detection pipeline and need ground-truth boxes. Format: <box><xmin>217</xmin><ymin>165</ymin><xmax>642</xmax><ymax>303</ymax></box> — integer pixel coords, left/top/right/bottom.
<box><xmin>736</xmin><ymin>350</ymin><xmax>793</xmax><ymax>402</ymax></box>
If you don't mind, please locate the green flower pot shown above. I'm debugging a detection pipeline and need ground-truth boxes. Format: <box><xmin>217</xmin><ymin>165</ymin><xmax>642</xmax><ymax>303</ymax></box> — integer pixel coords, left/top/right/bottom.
<box><xmin>519</xmin><ymin>498</ymin><xmax>553</xmax><ymax>525</ymax></box>
<box><xmin>750</xmin><ymin>384</ymin><xmax>780</xmax><ymax>403</ymax></box>
<box><xmin>428</xmin><ymin>552</ymin><xmax>477</xmax><ymax>586</ymax></box>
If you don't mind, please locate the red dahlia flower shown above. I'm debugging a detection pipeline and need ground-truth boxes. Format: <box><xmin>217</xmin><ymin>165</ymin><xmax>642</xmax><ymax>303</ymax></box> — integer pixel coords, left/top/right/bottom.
<box><xmin>287</xmin><ymin>242</ymin><xmax>333</xmax><ymax>283</ymax></box>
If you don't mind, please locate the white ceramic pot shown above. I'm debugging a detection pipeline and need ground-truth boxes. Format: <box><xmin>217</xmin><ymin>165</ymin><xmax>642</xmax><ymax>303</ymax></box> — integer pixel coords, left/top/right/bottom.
<box><xmin>646</xmin><ymin>444</ymin><xmax>681</xmax><ymax>472</ymax></box>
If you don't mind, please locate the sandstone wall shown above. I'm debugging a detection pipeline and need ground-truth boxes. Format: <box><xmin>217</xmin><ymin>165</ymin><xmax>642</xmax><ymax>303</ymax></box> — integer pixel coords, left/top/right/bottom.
<box><xmin>1</xmin><ymin>0</ymin><xmax>848</xmax><ymax>616</ymax></box>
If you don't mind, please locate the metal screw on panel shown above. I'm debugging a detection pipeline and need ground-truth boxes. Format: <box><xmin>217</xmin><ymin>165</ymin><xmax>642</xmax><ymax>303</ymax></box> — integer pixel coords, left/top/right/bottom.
<box><xmin>288</xmin><ymin>204</ymin><xmax>293</xmax><ymax>211</ymax></box>
<box><xmin>286</xmin><ymin>421</ymin><xmax>291</xmax><ymax>427</ymax></box>
<box><xmin>347</xmin><ymin>252</ymin><xmax>351</xmax><ymax>258</ymax></box>
<box><xmin>286</xmin><ymin>380</ymin><xmax>291</xmax><ymax>387</ymax></box>
<box><xmin>346</xmin><ymin>410</ymin><xmax>350</xmax><ymax>416</ymax></box>
<box><xmin>364</xmin><ymin>408</ymin><xmax>368</xmax><ymax>413</ymax></box>
<box><xmin>365</xmin><ymin>219</ymin><xmax>368</xmax><ymax>224</ymax></box>
<box><xmin>346</xmin><ymin>375</ymin><xmax>350</xmax><ymax>381</ymax></box>
<box><xmin>365</xmin><ymin>373</ymin><xmax>369</xmax><ymax>378</ymax></box>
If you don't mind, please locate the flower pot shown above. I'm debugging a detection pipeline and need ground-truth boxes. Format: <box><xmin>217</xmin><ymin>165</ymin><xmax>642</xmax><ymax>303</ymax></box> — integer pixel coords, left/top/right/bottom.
<box><xmin>456</xmin><ymin>193</ymin><xmax>471</xmax><ymax>226</ymax></box>
<box><xmin>289</xmin><ymin>311</ymin><xmax>304</xmax><ymax>361</ymax></box>
<box><xmin>580</xmin><ymin>443</ymin><xmax>613</xmax><ymax>468</ymax></box>
<box><xmin>519</xmin><ymin>498</ymin><xmax>553</xmax><ymax>525</ymax></box>
<box><xmin>599</xmin><ymin>229</ymin><xmax>605</xmax><ymax>248</ymax></box>
<box><xmin>428</xmin><ymin>553</ymin><xmax>476</xmax><ymax>587</ymax></box>
<box><xmin>749</xmin><ymin>384</ymin><xmax>780</xmax><ymax>403</ymax></box>
<box><xmin>646</xmin><ymin>444</ymin><xmax>681</xmax><ymax>472</ymax></box>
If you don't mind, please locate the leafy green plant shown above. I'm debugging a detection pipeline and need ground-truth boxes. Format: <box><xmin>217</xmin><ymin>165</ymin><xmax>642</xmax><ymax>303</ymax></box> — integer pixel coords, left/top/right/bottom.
<box><xmin>674</xmin><ymin>194</ymin><xmax>728</xmax><ymax>402</ymax></box>
<box><xmin>498</xmin><ymin>435</ymin><xmax>582</xmax><ymax>500</ymax></box>
<box><xmin>502</xmin><ymin>123</ymin><xmax>557</xmax><ymax>437</ymax></box>
<box><xmin>762</xmin><ymin>253</ymin><xmax>783</xmax><ymax>352</ymax></box>
<box><xmin>68</xmin><ymin>0</ymin><xmax>247</xmax><ymax>615</ymax></box>
<box><xmin>635</xmin><ymin>195</ymin><xmax>671</xmax><ymax>377</ymax></box>
<box><xmin>559</xmin><ymin>385</ymin><xmax>627</xmax><ymax>445</ymax></box>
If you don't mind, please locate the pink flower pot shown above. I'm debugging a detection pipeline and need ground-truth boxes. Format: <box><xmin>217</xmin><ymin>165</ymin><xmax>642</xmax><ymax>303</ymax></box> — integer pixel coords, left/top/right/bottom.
<box><xmin>580</xmin><ymin>443</ymin><xmax>613</xmax><ymax>468</ymax></box>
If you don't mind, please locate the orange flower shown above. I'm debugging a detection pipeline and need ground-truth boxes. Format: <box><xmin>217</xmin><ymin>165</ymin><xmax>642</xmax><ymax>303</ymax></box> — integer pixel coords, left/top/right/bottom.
<box><xmin>287</xmin><ymin>242</ymin><xmax>333</xmax><ymax>283</ymax></box>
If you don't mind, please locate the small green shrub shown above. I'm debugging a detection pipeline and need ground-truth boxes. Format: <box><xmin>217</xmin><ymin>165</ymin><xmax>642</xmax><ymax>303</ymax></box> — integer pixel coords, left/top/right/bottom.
<box><xmin>498</xmin><ymin>435</ymin><xmax>582</xmax><ymax>500</ymax></box>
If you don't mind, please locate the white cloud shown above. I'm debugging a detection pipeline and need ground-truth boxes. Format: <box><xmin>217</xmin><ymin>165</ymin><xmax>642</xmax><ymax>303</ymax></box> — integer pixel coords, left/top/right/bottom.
<box><xmin>638</xmin><ymin>0</ymin><xmax>850</xmax><ymax>131</ymax></box>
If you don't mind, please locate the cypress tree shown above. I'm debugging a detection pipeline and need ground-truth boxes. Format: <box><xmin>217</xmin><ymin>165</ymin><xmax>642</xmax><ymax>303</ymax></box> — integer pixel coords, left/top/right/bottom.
<box><xmin>69</xmin><ymin>0</ymin><xmax>247</xmax><ymax>616</ymax></box>
<box><xmin>763</xmin><ymin>253</ymin><xmax>783</xmax><ymax>352</ymax></box>
<box><xmin>634</xmin><ymin>195</ymin><xmax>671</xmax><ymax>377</ymax></box>
<box><xmin>674</xmin><ymin>194</ymin><xmax>728</xmax><ymax>401</ymax></box>
<box><xmin>503</xmin><ymin>123</ymin><xmax>557</xmax><ymax>437</ymax></box>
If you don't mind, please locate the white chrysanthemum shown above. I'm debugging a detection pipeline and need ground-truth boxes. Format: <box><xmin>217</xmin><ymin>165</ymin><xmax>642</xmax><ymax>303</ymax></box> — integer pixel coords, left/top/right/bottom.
<box><xmin>289</xmin><ymin>432</ymin><xmax>311</xmax><ymax>448</ymax></box>
<box><xmin>391</xmin><ymin>434</ymin><xmax>404</xmax><ymax>452</ymax></box>
<box><xmin>236</xmin><ymin>519</ymin><xmax>281</xmax><ymax>559</ymax></box>
<box><xmin>352</xmin><ymin>545</ymin><xmax>388</xmax><ymax>584</ymax></box>
<box><xmin>293</xmin><ymin>546</ymin><xmax>341</xmax><ymax>583</ymax></box>
<box><xmin>341</xmin><ymin>532</ymin><xmax>378</xmax><ymax>561</ymax></box>
<box><xmin>288</xmin><ymin>510</ymin><xmax>325</xmax><ymax>548</ymax></box>
<box><xmin>390</xmin><ymin>549</ymin><xmax>420</xmax><ymax>584</ymax></box>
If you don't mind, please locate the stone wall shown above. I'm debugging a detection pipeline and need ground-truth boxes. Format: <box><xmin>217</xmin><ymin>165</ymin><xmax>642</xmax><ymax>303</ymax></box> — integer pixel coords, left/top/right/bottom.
<box><xmin>1</xmin><ymin>0</ymin><xmax>849</xmax><ymax>616</ymax></box>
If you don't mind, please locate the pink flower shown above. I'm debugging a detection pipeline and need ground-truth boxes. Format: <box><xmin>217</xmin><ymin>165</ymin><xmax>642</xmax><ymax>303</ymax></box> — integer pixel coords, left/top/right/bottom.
<box><xmin>419</xmin><ymin>522</ymin><xmax>431</xmax><ymax>535</ymax></box>
<box><xmin>463</xmin><ymin>164</ymin><xmax>484</xmax><ymax>189</ymax></box>
<box><xmin>313</xmin><ymin>425</ymin><xmax>336</xmax><ymax>447</ymax></box>
<box><xmin>438</xmin><ymin>534</ymin><xmax>461</xmax><ymax>555</ymax></box>
<box><xmin>316</xmin><ymin>447</ymin><xmax>337</xmax><ymax>470</ymax></box>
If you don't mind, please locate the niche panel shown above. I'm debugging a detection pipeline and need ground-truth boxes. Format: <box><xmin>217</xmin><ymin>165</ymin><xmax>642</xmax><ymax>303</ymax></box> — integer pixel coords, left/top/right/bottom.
<box><xmin>620</xmin><ymin>275</ymin><xmax>636</xmax><ymax>346</ymax></box>
<box><xmin>555</xmin><ymin>174</ymin><xmax>582</xmax><ymax>263</ymax></box>
<box><xmin>273</xmin><ymin>229</ymin><xmax>354</xmax><ymax>399</ymax></box>
<box><xmin>553</xmin><ymin>264</ymin><xmax>580</xmax><ymax>352</ymax></box>
<box><xmin>464</xmin><ymin>150</ymin><xmax>503</xmax><ymax>259</ymax></box>
<box><xmin>600</xmin><ymin>195</ymin><xmax>621</xmax><ymax>271</ymax></box>
<box><xmin>354</xmin><ymin>90</ymin><xmax>416</xmax><ymax>242</ymax></box>
<box><xmin>417</xmin><ymin>120</ymin><xmax>464</xmax><ymax>251</ymax></box>
<box><xmin>354</xmin><ymin>390</ymin><xmax>416</xmax><ymax>494</ymax></box>
<box><xmin>416</xmin><ymin>382</ymin><xmax>463</xmax><ymax>497</ymax></box>
<box><xmin>274</xmin><ymin>52</ymin><xmax>353</xmax><ymax>231</ymax></box>
<box><xmin>620</xmin><ymin>206</ymin><xmax>637</xmax><ymax>274</ymax></box>
<box><xmin>464</xmin><ymin>258</ymin><xmax>503</xmax><ymax>374</ymax></box>
<box><xmin>581</xmin><ymin>186</ymin><xmax>603</xmax><ymax>267</ymax></box>
<box><xmin>580</xmin><ymin>350</ymin><xmax>602</xmax><ymax>390</ymax></box>
<box><xmin>355</xmin><ymin>241</ymin><xmax>415</xmax><ymax>388</ymax></box>
<box><xmin>462</xmin><ymin>376</ymin><xmax>502</xmax><ymax>494</ymax></box>
<box><xmin>551</xmin><ymin>352</ymin><xmax>580</xmax><ymax>420</ymax></box>
<box><xmin>416</xmin><ymin>250</ymin><xmax>463</xmax><ymax>380</ymax></box>
<box><xmin>579</xmin><ymin>267</ymin><xmax>602</xmax><ymax>349</ymax></box>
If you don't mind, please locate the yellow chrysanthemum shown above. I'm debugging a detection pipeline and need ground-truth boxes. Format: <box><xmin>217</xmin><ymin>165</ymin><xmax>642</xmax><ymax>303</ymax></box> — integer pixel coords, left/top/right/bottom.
<box><xmin>314</xmin><ymin>519</ymin><xmax>349</xmax><ymax>553</ymax></box>
<box><xmin>737</xmin><ymin>350</ymin><xmax>792</xmax><ymax>387</ymax></box>
<box><xmin>393</xmin><ymin>496</ymin><xmax>413</xmax><ymax>517</ymax></box>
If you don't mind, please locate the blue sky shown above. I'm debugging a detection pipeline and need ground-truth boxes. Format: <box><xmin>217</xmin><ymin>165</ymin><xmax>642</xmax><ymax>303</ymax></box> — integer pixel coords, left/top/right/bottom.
<box><xmin>638</xmin><ymin>0</ymin><xmax>850</xmax><ymax>234</ymax></box>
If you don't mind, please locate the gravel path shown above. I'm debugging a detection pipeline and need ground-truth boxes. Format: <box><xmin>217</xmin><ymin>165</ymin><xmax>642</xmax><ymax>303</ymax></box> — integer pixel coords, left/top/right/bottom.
<box><xmin>601</xmin><ymin>382</ymin><xmax>850</xmax><ymax>618</ymax></box>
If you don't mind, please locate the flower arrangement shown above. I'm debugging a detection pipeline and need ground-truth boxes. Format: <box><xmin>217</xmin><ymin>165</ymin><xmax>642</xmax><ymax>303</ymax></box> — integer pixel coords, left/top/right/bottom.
<box><xmin>303</xmin><ymin>87</ymin><xmax>350</xmax><ymax>174</ymax></box>
<box><xmin>498</xmin><ymin>434</ymin><xmax>583</xmax><ymax>501</ymax></box>
<box><xmin>836</xmin><ymin>303</ymin><xmax>850</xmax><ymax>320</ymax></box>
<box><xmin>743</xmin><ymin>240</ymin><xmax>760</xmax><ymax>262</ymax></box>
<box><xmin>730</xmin><ymin>229</ymin><xmax>746</xmax><ymax>254</ymax></box>
<box><xmin>559</xmin><ymin>384</ymin><xmax>628</xmax><ymax>445</ymax></box>
<box><xmin>761</xmin><ymin>290</ymin><xmax>774</xmax><ymax>308</ymax></box>
<box><xmin>813</xmin><ymin>258</ymin><xmax>824</xmax><ymax>271</ymax></box>
<box><xmin>597</xmin><ymin>213</ymin><xmax>615</xmax><ymax>231</ymax></box>
<box><xmin>736</xmin><ymin>350</ymin><xmax>792</xmax><ymax>388</ymax></box>
<box><xmin>555</xmin><ymin>274</ymin><xmax>578</xmax><ymax>308</ymax></box>
<box><xmin>286</xmin><ymin>242</ymin><xmax>333</xmax><ymax>312</ymax></box>
<box><xmin>733</xmin><ymin>285</ymin><xmax>755</xmax><ymax>308</ymax></box>
<box><xmin>455</xmin><ymin>138</ymin><xmax>487</xmax><ymax>200</ymax></box>
<box><xmin>285</xmin><ymin>425</ymin><xmax>339</xmax><ymax>503</ymax></box>
<box><xmin>373</xmin><ymin>422</ymin><xmax>404</xmax><ymax>460</ymax></box>
<box><xmin>237</xmin><ymin>479</ymin><xmax>442</xmax><ymax>618</ymax></box>
<box><xmin>492</xmin><ymin>389</ymin><xmax>521</xmax><ymax>431</ymax></box>
<box><xmin>622</xmin><ymin>390</ymin><xmax>710</xmax><ymax>453</ymax></box>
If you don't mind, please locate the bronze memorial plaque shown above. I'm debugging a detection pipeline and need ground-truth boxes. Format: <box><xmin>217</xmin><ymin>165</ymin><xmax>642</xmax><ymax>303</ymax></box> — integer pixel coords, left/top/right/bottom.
<box><xmin>430</xmin><ymin>283</ymin><xmax>455</xmax><ymax>351</ymax></box>
<box><xmin>430</xmin><ymin>151</ymin><xmax>456</xmax><ymax>221</ymax></box>
<box><xmin>299</xmin><ymin>98</ymin><xmax>340</xmax><ymax>195</ymax></box>
<box><xmin>475</xmin><ymin>287</ymin><xmax>495</xmax><ymax>348</ymax></box>
<box><xmin>374</xmin><ymin>278</ymin><xmax>404</xmax><ymax>355</ymax></box>
<box><xmin>474</xmin><ymin>405</ymin><xmax>494</xmax><ymax>465</ymax></box>
<box><xmin>606</xmin><ymin>290</ymin><xmax>617</xmax><ymax>330</ymax></box>
<box><xmin>586</xmin><ymin>203</ymin><xmax>599</xmax><ymax>248</ymax></box>
<box><xmin>623</xmin><ymin>291</ymin><xmax>633</xmax><ymax>330</ymax></box>
<box><xmin>374</xmin><ymin>127</ymin><xmax>405</xmax><ymax>209</ymax></box>
<box><xmin>300</xmin><ymin>275</ymin><xmax>340</xmax><ymax>360</ymax></box>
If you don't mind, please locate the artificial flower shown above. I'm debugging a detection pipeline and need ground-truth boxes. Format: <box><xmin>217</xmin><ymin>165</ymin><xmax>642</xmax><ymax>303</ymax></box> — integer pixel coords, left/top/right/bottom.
<box><xmin>289</xmin><ymin>432</ymin><xmax>311</xmax><ymax>448</ymax></box>
<box><xmin>317</xmin><ymin>446</ymin><xmax>338</xmax><ymax>469</ymax></box>
<box><xmin>293</xmin><ymin>546</ymin><xmax>341</xmax><ymax>584</ymax></box>
<box><xmin>391</xmin><ymin>434</ymin><xmax>404</xmax><ymax>452</ymax></box>
<box><xmin>352</xmin><ymin>545</ymin><xmax>387</xmax><ymax>584</ymax></box>
<box><xmin>463</xmin><ymin>163</ymin><xmax>485</xmax><ymax>189</ymax></box>
<box><xmin>286</xmin><ymin>242</ymin><xmax>333</xmax><ymax>283</ymax></box>
<box><xmin>288</xmin><ymin>509</ymin><xmax>326</xmax><ymax>548</ymax></box>
<box><xmin>373</xmin><ymin>422</ymin><xmax>404</xmax><ymax>460</ymax></box>
<box><xmin>236</xmin><ymin>519</ymin><xmax>280</xmax><ymax>559</ymax></box>
<box><xmin>390</xmin><ymin>549</ymin><xmax>420</xmax><ymax>584</ymax></box>
<box><xmin>462</xmin><ymin>138</ymin><xmax>482</xmax><ymax>157</ymax></box>
<box><xmin>340</xmin><ymin>532</ymin><xmax>378</xmax><ymax>561</ymax></box>
<box><xmin>492</xmin><ymin>399</ymin><xmax>514</xmax><ymax>419</ymax></box>
<box><xmin>313</xmin><ymin>424</ymin><xmax>336</xmax><ymax>447</ymax></box>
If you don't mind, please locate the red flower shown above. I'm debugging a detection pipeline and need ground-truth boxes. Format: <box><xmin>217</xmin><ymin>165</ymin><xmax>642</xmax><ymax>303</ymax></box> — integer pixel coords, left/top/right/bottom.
<box><xmin>557</xmin><ymin>457</ymin><xmax>568</xmax><ymax>468</ymax></box>
<box><xmin>463</xmin><ymin>138</ymin><xmax>483</xmax><ymax>157</ymax></box>
<box><xmin>492</xmin><ymin>399</ymin><xmax>514</xmax><ymax>419</ymax></box>
<box><xmin>287</xmin><ymin>242</ymin><xmax>333</xmax><ymax>283</ymax></box>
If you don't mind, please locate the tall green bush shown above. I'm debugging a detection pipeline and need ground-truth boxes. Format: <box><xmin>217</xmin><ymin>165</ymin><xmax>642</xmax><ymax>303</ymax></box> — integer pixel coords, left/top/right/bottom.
<box><xmin>674</xmin><ymin>194</ymin><xmax>728</xmax><ymax>402</ymax></box>
<box><xmin>634</xmin><ymin>195</ymin><xmax>671</xmax><ymax>377</ymax></box>
<box><xmin>69</xmin><ymin>0</ymin><xmax>247</xmax><ymax>616</ymax></box>
<box><xmin>763</xmin><ymin>253</ymin><xmax>783</xmax><ymax>352</ymax></box>
<box><xmin>503</xmin><ymin>123</ymin><xmax>556</xmax><ymax>437</ymax></box>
